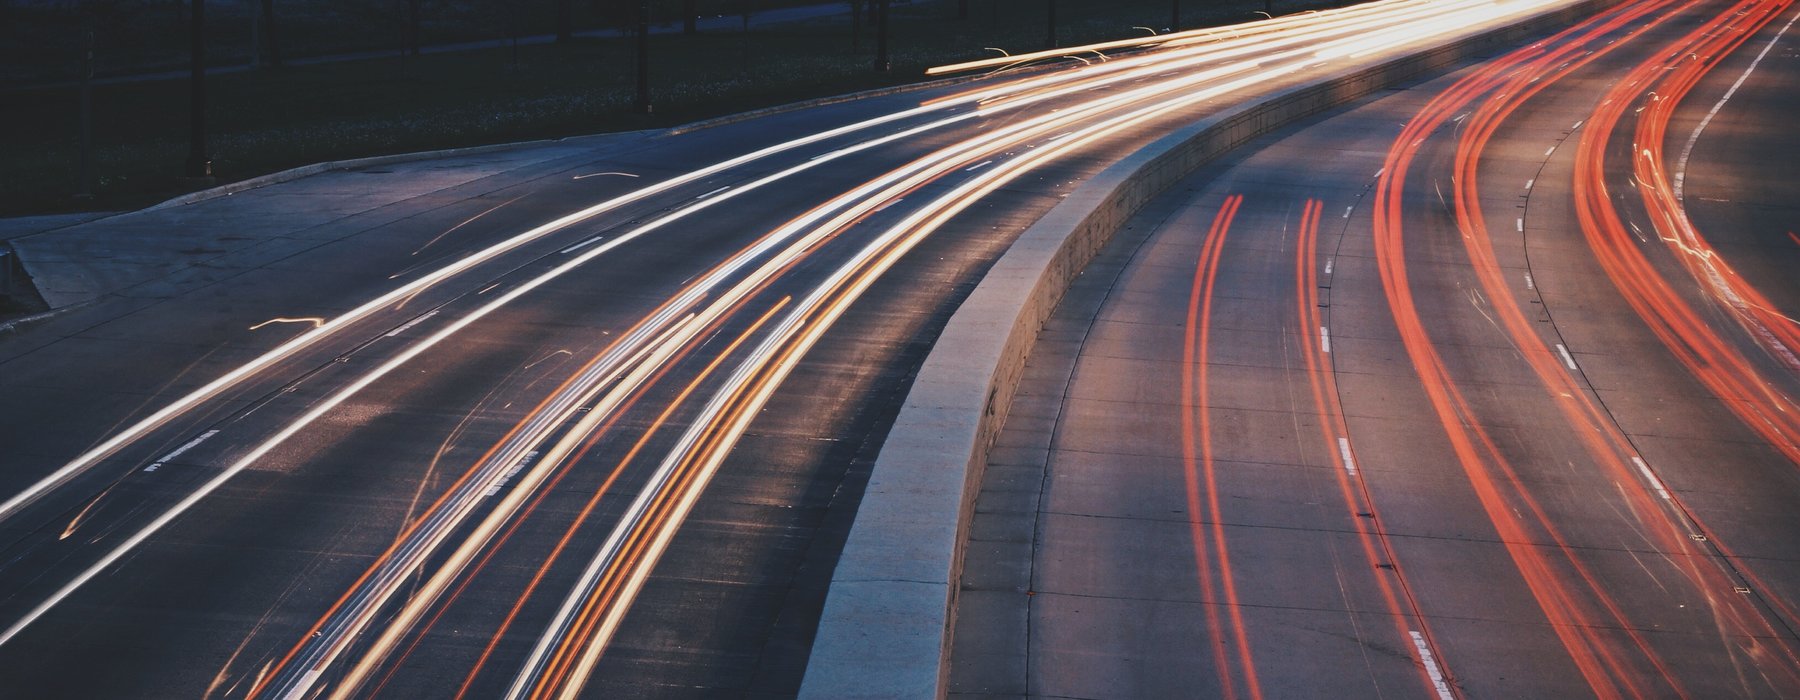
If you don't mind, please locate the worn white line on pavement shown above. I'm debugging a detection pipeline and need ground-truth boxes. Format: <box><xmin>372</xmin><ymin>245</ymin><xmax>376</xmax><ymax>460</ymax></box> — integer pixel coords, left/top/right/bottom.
<box><xmin>1321</xmin><ymin>326</ymin><xmax>1332</xmax><ymax>354</ymax></box>
<box><xmin>1410</xmin><ymin>631</ymin><xmax>1454</xmax><ymax>700</ymax></box>
<box><xmin>1633</xmin><ymin>457</ymin><xmax>1672</xmax><ymax>500</ymax></box>
<box><xmin>143</xmin><ymin>430</ymin><xmax>221</xmax><ymax>473</ymax></box>
<box><xmin>1337</xmin><ymin>437</ymin><xmax>1358</xmax><ymax>476</ymax></box>
<box><xmin>558</xmin><ymin>236</ymin><xmax>606</xmax><ymax>255</ymax></box>
<box><xmin>384</xmin><ymin>310</ymin><xmax>440</xmax><ymax>337</ymax></box>
<box><xmin>1674</xmin><ymin>7</ymin><xmax>1800</xmax><ymax>201</ymax></box>
<box><xmin>1555</xmin><ymin>343</ymin><xmax>1577</xmax><ymax>370</ymax></box>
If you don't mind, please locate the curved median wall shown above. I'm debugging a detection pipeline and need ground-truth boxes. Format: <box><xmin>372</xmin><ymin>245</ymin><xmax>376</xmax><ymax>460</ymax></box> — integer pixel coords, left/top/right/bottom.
<box><xmin>799</xmin><ymin>0</ymin><xmax>1625</xmax><ymax>697</ymax></box>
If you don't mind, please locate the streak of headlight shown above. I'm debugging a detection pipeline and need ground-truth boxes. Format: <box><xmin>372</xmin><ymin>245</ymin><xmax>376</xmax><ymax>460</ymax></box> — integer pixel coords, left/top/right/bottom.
<box><xmin>1</xmin><ymin>0</ymin><xmax>1585</xmax><ymax>674</ymax></box>
<box><xmin>510</xmin><ymin>38</ymin><xmax>1420</xmax><ymax>696</ymax></box>
<box><xmin>249</xmin><ymin>12</ymin><xmax>1511</xmax><ymax>687</ymax></box>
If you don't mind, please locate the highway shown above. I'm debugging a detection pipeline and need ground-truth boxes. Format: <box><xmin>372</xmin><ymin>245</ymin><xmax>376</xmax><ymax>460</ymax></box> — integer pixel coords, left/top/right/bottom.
<box><xmin>0</xmin><ymin>1</ymin><xmax>1613</xmax><ymax>697</ymax></box>
<box><xmin>948</xmin><ymin>0</ymin><xmax>1800</xmax><ymax>697</ymax></box>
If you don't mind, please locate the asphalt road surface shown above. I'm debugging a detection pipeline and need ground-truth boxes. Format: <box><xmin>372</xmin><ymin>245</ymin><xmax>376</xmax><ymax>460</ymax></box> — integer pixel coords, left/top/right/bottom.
<box><xmin>950</xmin><ymin>0</ymin><xmax>1800</xmax><ymax>697</ymax></box>
<box><xmin>0</xmin><ymin>1</ymin><xmax>1593</xmax><ymax>698</ymax></box>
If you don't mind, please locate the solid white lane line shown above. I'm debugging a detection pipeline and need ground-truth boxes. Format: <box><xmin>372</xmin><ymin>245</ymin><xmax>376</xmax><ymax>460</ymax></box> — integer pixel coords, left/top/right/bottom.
<box><xmin>383</xmin><ymin>310</ymin><xmax>439</xmax><ymax>337</ymax></box>
<box><xmin>142</xmin><ymin>430</ymin><xmax>221</xmax><ymax>473</ymax></box>
<box><xmin>1673</xmin><ymin>7</ymin><xmax>1800</xmax><ymax>201</ymax></box>
<box><xmin>558</xmin><ymin>236</ymin><xmax>606</xmax><ymax>255</ymax></box>
<box><xmin>1555</xmin><ymin>343</ymin><xmax>1578</xmax><ymax>370</ymax></box>
<box><xmin>1633</xmin><ymin>457</ymin><xmax>1672</xmax><ymax>500</ymax></box>
<box><xmin>1338</xmin><ymin>437</ymin><xmax>1359</xmax><ymax>476</ymax></box>
<box><xmin>1410</xmin><ymin>630</ymin><xmax>1455</xmax><ymax>700</ymax></box>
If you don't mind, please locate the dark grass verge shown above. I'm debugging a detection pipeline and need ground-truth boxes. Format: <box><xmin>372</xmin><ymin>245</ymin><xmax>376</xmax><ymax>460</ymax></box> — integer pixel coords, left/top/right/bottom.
<box><xmin>0</xmin><ymin>0</ymin><xmax>1357</xmax><ymax>218</ymax></box>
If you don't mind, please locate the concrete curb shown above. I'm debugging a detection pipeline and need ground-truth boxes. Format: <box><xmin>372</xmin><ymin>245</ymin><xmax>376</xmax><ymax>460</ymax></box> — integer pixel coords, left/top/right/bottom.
<box><xmin>798</xmin><ymin>1</ymin><xmax>1623</xmax><ymax>697</ymax></box>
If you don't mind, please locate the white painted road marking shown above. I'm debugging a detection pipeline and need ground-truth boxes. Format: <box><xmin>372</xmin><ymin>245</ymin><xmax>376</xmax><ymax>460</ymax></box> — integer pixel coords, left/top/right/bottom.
<box><xmin>1556</xmin><ymin>343</ymin><xmax>1578</xmax><ymax>370</ymax></box>
<box><xmin>1633</xmin><ymin>457</ymin><xmax>1671</xmax><ymax>500</ymax></box>
<box><xmin>383</xmin><ymin>310</ymin><xmax>440</xmax><ymax>337</ymax></box>
<box><xmin>1321</xmin><ymin>326</ymin><xmax>1332</xmax><ymax>354</ymax></box>
<box><xmin>1674</xmin><ymin>7</ymin><xmax>1799</xmax><ymax>200</ymax></box>
<box><xmin>1411</xmin><ymin>630</ymin><xmax>1455</xmax><ymax>700</ymax></box>
<box><xmin>1337</xmin><ymin>437</ymin><xmax>1358</xmax><ymax>476</ymax></box>
<box><xmin>559</xmin><ymin>236</ymin><xmax>607</xmax><ymax>255</ymax></box>
<box><xmin>143</xmin><ymin>430</ymin><xmax>221</xmax><ymax>473</ymax></box>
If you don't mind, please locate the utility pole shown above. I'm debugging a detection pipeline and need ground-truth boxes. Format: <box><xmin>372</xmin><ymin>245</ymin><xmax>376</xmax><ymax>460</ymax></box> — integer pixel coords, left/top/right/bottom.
<box><xmin>1045</xmin><ymin>0</ymin><xmax>1056</xmax><ymax>49</ymax></box>
<box><xmin>636</xmin><ymin>0</ymin><xmax>651</xmax><ymax>113</ymax></box>
<box><xmin>185</xmin><ymin>0</ymin><xmax>211</xmax><ymax>179</ymax></box>
<box><xmin>78</xmin><ymin>19</ymin><xmax>95</xmax><ymax>199</ymax></box>
<box><xmin>874</xmin><ymin>0</ymin><xmax>889</xmax><ymax>71</ymax></box>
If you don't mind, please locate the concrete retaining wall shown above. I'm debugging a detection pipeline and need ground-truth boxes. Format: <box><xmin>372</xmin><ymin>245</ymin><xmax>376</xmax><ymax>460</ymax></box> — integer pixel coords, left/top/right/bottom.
<box><xmin>799</xmin><ymin>1</ymin><xmax>1622</xmax><ymax>697</ymax></box>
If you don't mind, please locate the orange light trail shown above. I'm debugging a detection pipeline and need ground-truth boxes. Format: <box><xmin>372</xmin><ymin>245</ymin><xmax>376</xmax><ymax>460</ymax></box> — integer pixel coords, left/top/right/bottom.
<box><xmin>1293</xmin><ymin>198</ymin><xmax>1454</xmax><ymax>699</ymax></box>
<box><xmin>1375</xmin><ymin>0</ymin><xmax>1800</xmax><ymax>696</ymax></box>
<box><xmin>1180</xmin><ymin>194</ymin><xmax>1262</xmax><ymax>700</ymax></box>
<box><xmin>1373</xmin><ymin>1</ymin><xmax>1703</xmax><ymax>695</ymax></box>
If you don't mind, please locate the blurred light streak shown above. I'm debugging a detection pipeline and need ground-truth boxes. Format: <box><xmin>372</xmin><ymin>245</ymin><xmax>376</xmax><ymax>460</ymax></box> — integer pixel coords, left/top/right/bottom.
<box><xmin>1179</xmin><ymin>194</ymin><xmax>1261</xmax><ymax>700</ymax></box>
<box><xmin>1294</xmin><ymin>197</ymin><xmax>1453</xmax><ymax>699</ymax></box>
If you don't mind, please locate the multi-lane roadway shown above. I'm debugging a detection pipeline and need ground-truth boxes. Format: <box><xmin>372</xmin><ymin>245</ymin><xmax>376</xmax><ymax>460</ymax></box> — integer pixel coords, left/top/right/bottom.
<box><xmin>1</xmin><ymin>0</ymin><xmax>1794</xmax><ymax>698</ymax></box>
<box><xmin>948</xmin><ymin>0</ymin><xmax>1800</xmax><ymax>697</ymax></box>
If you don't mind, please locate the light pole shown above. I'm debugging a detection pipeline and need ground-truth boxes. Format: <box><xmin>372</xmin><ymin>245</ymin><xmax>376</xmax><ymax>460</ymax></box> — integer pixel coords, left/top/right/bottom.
<box><xmin>185</xmin><ymin>0</ymin><xmax>210</xmax><ymax>179</ymax></box>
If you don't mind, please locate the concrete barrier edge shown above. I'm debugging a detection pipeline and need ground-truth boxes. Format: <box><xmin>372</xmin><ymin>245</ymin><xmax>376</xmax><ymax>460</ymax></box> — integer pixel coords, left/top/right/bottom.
<box><xmin>798</xmin><ymin>1</ymin><xmax>1622</xmax><ymax>697</ymax></box>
